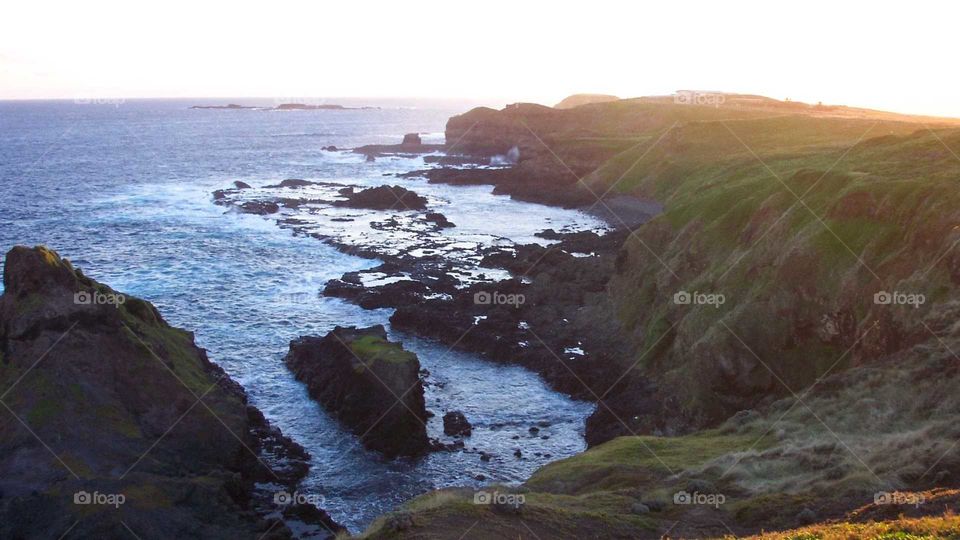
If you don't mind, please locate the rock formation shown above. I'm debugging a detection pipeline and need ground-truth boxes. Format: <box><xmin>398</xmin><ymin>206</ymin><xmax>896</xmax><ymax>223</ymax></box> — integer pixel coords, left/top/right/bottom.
<box><xmin>0</xmin><ymin>246</ymin><xmax>340</xmax><ymax>539</ymax></box>
<box><xmin>284</xmin><ymin>326</ymin><xmax>430</xmax><ymax>457</ymax></box>
<box><xmin>333</xmin><ymin>185</ymin><xmax>428</xmax><ymax>211</ymax></box>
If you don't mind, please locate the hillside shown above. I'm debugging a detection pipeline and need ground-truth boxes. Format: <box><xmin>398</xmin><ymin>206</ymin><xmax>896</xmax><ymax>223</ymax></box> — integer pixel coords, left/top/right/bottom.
<box><xmin>356</xmin><ymin>95</ymin><xmax>960</xmax><ymax>537</ymax></box>
<box><xmin>554</xmin><ymin>93</ymin><xmax>620</xmax><ymax>109</ymax></box>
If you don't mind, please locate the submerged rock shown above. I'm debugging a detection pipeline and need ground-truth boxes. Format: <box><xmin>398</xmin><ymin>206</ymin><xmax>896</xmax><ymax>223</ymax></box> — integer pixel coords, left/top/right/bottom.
<box><xmin>264</xmin><ymin>178</ymin><xmax>315</xmax><ymax>188</ymax></box>
<box><xmin>284</xmin><ymin>325</ymin><xmax>430</xmax><ymax>457</ymax></box>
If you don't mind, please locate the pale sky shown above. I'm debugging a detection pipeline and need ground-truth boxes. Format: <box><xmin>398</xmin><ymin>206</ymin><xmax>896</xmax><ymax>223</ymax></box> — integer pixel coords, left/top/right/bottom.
<box><xmin>1</xmin><ymin>0</ymin><xmax>956</xmax><ymax>117</ymax></box>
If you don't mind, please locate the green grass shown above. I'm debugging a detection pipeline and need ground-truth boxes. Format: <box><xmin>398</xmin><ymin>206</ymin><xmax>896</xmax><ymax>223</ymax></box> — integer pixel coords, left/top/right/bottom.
<box><xmin>527</xmin><ymin>430</ymin><xmax>771</xmax><ymax>494</ymax></box>
<box><xmin>350</xmin><ymin>335</ymin><xmax>417</xmax><ymax>364</ymax></box>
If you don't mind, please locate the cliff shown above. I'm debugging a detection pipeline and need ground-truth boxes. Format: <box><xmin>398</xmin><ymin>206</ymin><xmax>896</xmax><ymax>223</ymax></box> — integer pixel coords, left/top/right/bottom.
<box><xmin>0</xmin><ymin>246</ymin><xmax>338</xmax><ymax>539</ymax></box>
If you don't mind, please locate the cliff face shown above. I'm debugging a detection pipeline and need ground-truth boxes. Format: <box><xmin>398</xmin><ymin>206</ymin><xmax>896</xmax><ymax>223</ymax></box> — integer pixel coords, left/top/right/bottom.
<box><xmin>285</xmin><ymin>326</ymin><xmax>430</xmax><ymax>457</ymax></box>
<box><xmin>593</xmin><ymin>121</ymin><xmax>960</xmax><ymax>435</ymax></box>
<box><xmin>0</xmin><ymin>246</ymin><xmax>327</xmax><ymax>539</ymax></box>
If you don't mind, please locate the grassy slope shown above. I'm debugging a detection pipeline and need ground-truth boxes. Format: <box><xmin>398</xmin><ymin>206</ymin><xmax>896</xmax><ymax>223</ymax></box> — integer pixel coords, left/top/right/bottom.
<box><xmin>359</xmin><ymin>334</ymin><xmax>960</xmax><ymax>538</ymax></box>
<box><xmin>589</xmin><ymin>114</ymin><xmax>960</xmax><ymax>427</ymax></box>
<box><xmin>357</xmin><ymin>100</ymin><xmax>960</xmax><ymax>538</ymax></box>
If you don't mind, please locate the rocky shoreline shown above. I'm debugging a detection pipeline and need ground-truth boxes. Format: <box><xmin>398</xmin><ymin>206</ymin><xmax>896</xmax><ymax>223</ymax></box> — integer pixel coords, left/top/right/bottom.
<box><xmin>284</xmin><ymin>326</ymin><xmax>431</xmax><ymax>458</ymax></box>
<box><xmin>210</xmin><ymin>133</ymin><xmax>663</xmax><ymax>448</ymax></box>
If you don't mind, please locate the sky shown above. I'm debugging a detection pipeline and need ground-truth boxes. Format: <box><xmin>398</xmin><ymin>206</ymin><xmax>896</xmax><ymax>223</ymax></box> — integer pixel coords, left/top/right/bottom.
<box><xmin>0</xmin><ymin>0</ymin><xmax>957</xmax><ymax>117</ymax></box>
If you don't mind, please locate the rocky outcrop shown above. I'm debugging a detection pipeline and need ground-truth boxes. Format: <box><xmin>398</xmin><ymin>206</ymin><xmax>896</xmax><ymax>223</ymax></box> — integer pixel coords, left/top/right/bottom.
<box><xmin>333</xmin><ymin>185</ymin><xmax>428</xmax><ymax>211</ymax></box>
<box><xmin>354</xmin><ymin>134</ymin><xmax>444</xmax><ymax>159</ymax></box>
<box><xmin>442</xmin><ymin>411</ymin><xmax>471</xmax><ymax>437</ymax></box>
<box><xmin>284</xmin><ymin>326</ymin><xmax>430</xmax><ymax>457</ymax></box>
<box><xmin>0</xmin><ymin>246</ymin><xmax>338</xmax><ymax>539</ymax></box>
<box><xmin>239</xmin><ymin>201</ymin><xmax>280</xmax><ymax>214</ymax></box>
<box><xmin>424</xmin><ymin>212</ymin><xmax>455</xmax><ymax>229</ymax></box>
<box><xmin>430</xmin><ymin>103</ymin><xmax>658</xmax><ymax>208</ymax></box>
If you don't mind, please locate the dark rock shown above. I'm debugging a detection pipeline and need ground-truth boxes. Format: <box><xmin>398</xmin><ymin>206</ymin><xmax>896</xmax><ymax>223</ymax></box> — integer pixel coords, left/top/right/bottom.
<box><xmin>284</xmin><ymin>325</ymin><xmax>430</xmax><ymax>457</ymax></box>
<box><xmin>265</xmin><ymin>179</ymin><xmax>315</xmax><ymax>188</ymax></box>
<box><xmin>514</xmin><ymin>449</ymin><xmax>522</xmax><ymax>458</ymax></box>
<box><xmin>0</xmin><ymin>246</ymin><xmax>332</xmax><ymax>538</ymax></box>
<box><xmin>528</xmin><ymin>426</ymin><xmax>540</xmax><ymax>435</ymax></box>
<box><xmin>333</xmin><ymin>185</ymin><xmax>428</xmax><ymax>211</ymax></box>
<box><xmin>443</xmin><ymin>411</ymin><xmax>472</xmax><ymax>437</ymax></box>
<box><xmin>239</xmin><ymin>201</ymin><xmax>280</xmax><ymax>215</ymax></box>
<box><xmin>480</xmin><ymin>453</ymin><xmax>492</xmax><ymax>462</ymax></box>
<box><xmin>425</xmin><ymin>212</ymin><xmax>455</xmax><ymax>228</ymax></box>
<box><xmin>321</xmin><ymin>146</ymin><xmax>338</xmax><ymax>151</ymax></box>
<box><xmin>233</xmin><ymin>181</ymin><xmax>252</xmax><ymax>189</ymax></box>
<box><xmin>281</xmin><ymin>504</ymin><xmax>346</xmax><ymax>535</ymax></box>
<box><xmin>402</xmin><ymin>133</ymin><xmax>422</xmax><ymax>145</ymax></box>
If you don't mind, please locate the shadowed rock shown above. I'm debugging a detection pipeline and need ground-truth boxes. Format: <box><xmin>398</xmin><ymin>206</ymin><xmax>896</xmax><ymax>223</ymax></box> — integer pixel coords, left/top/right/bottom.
<box><xmin>284</xmin><ymin>325</ymin><xmax>430</xmax><ymax>457</ymax></box>
<box><xmin>0</xmin><ymin>246</ymin><xmax>339</xmax><ymax>539</ymax></box>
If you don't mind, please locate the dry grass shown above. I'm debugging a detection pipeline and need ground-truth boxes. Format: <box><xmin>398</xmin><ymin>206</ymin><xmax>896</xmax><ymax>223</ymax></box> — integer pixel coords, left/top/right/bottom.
<box><xmin>732</xmin><ymin>514</ymin><xmax>960</xmax><ymax>539</ymax></box>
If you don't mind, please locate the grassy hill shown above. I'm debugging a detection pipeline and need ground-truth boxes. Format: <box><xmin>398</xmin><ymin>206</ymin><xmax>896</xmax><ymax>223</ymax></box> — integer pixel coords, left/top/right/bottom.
<box><xmin>371</xmin><ymin>96</ymin><xmax>960</xmax><ymax>537</ymax></box>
